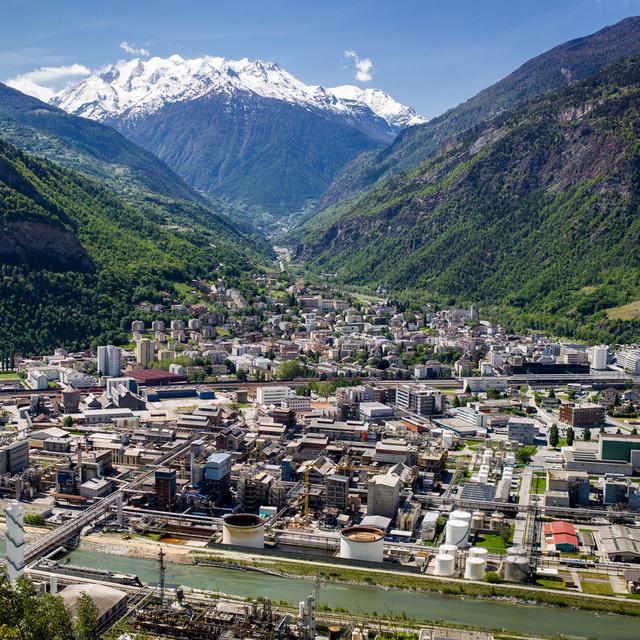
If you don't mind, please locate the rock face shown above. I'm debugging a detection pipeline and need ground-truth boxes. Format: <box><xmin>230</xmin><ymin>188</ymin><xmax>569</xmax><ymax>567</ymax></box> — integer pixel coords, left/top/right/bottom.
<box><xmin>52</xmin><ymin>55</ymin><xmax>425</xmax><ymax>215</ymax></box>
<box><xmin>0</xmin><ymin>220</ymin><xmax>93</xmax><ymax>271</ymax></box>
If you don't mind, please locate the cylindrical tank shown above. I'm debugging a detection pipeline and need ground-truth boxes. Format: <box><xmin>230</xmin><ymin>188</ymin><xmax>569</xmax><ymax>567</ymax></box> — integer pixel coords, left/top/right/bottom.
<box><xmin>222</xmin><ymin>514</ymin><xmax>265</xmax><ymax>549</ymax></box>
<box><xmin>470</xmin><ymin>511</ymin><xmax>485</xmax><ymax>531</ymax></box>
<box><xmin>464</xmin><ymin>557</ymin><xmax>486</xmax><ymax>580</ymax></box>
<box><xmin>506</xmin><ymin>545</ymin><xmax>526</xmax><ymax>557</ymax></box>
<box><xmin>328</xmin><ymin>627</ymin><xmax>341</xmax><ymax>640</ymax></box>
<box><xmin>434</xmin><ymin>553</ymin><xmax>456</xmax><ymax>576</ymax></box>
<box><xmin>339</xmin><ymin>526</ymin><xmax>384</xmax><ymax>562</ymax></box>
<box><xmin>450</xmin><ymin>510</ymin><xmax>472</xmax><ymax>524</ymax></box>
<box><xmin>469</xmin><ymin>546</ymin><xmax>489</xmax><ymax>560</ymax></box>
<box><xmin>489</xmin><ymin>511</ymin><xmax>504</xmax><ymax>532</ymax></box>
<box><xmin>503</xmin><ymin>555</ymin><xmax>529</xmax><ymax>582</ymax></box>
<box><xmin>439</xmin><ymin>543</ymin><xmax>458</xmax><ymax>556</ymax></box>
<box><xmin>445</xmin><ymin>519</ymin><xmax>469</xmax><ymax>547</ymax></box>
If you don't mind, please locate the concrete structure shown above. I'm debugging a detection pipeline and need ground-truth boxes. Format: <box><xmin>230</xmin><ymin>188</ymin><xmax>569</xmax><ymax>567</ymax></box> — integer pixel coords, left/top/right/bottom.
<box><xmin>5</xmin><ymin>502</ymin><xmax>24</xmax><ymax>581</ymax></box>
<box><xmin>222</xmin><ymin>513</ymin><xmax>265</xmax><ymax>548</ymax></box>
<box><xmin>367</xmin><ymin>473</ymin><xmax>401</xmax><ymax>519</ymax></box>
<box><xmin>507</xmin><ymin>417</ymin><xmax>536</xmax><ymax>445</ymax></box>
<box><xmin>256</xmin><ymin>386</ymin><xmax>290</xmax><ymax>405</ymax></box>
<box><xmin>395</xmin><ymin>385</ymin><xmax>443</xmax><ymax>416</ymax></box>
<box><xmin>325</xmin><ymin>474</ymin><xmax>349</xmax><ymax>511</ymax></box>
<box><xmin>339</xmin><ymin>526</ymin><xmax>384</xmax><ymax>562</ymax></box>
<box><xmin>154</xmin><ymin>467</ymin><xmax>176</xmax><ymax>511</ymax></box>
<box><xmin>60</xmin><ymin>583</ymin><xmax>127</xmax><ymax>627</ymax></box>
<box><xmin>599</xmin><ymin>434</ymin><xmax>640</xmax><ymax>467</ymax></box>
<box><xmin>135</xmin><ymin>338</ymin><xmax>154</xmax><ymax>368</ymax></box>
<box><xmin>0</xmin><ymin>440</ymin><xmax>29</xmax><ymax>475</ymax></box>
<box><xmin>97</xmin><ymin>345</ymin><xmax>121</xmax><ymax>377</ymax></box>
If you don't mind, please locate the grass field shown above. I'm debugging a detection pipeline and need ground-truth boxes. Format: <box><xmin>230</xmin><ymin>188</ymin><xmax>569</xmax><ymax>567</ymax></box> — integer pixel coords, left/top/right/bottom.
<box><xmin>535</xmin><ymin>578</ymin><xmax>566</xmax><ymax>590</ymax></box>
<box><xmin>606</xmin><ymin>300</ymin><xmax>640</xmax><ymax>320</ymax></box>
<box><xmin>475</xmin><ymin>527</ymin><xmax>513</xmax><ymax>553</ymax></box>
<box><xmin>0</xmin><ymin>372</ymin><xmax>19</xmax><ymax>379</ymax></box>
<box><xmin>532</xmin><ymin>476</ymin><xmax>547</xmax><ymax>494</ymax></box>
<box><xmin>581</xmin><ymin>580</ymin><xmax>615</xmax><ymax>596</ymax></box>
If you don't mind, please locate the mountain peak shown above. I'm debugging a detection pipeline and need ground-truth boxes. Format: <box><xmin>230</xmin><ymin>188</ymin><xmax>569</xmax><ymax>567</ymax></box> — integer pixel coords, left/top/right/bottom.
<box><xmin>52</xmin><ymin>54</ymin><xmax>424</xmax><ymax>134</ymax></box>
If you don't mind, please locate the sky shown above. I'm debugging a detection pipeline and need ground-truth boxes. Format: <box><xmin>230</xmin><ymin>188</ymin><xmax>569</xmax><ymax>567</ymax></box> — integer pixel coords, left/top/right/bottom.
<box><xmin>2</xmin><ymin>0</ymin><xmax>640</xmax><ymax>118</ymax></box>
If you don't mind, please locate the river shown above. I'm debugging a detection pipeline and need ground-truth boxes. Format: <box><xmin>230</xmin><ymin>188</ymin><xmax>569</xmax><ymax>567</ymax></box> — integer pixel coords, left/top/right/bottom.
<box><xmin>63</xmin><ymin>549</ymin><xmax>637</xmax><ymax>639</ymax></box>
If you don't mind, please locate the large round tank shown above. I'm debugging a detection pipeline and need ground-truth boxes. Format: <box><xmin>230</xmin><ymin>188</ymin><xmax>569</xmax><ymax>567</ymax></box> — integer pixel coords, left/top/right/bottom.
<box><xmin>503</xmin><ymin>555</ymin><xmax>529</xmax><ymax>583</ymax></box>
<box><xmin>506</xmin><ymin>545</ymin><xmax>526</xmax><ymax>557</ymax></box>
<box><xmin>434</xmin><ymin>553</ymin><xmax>456</xmax><ymax>576</ymax></box>
<box><xmin>222</xmin><ymin>513</ymin><xmax>265</xmax><ymax>549</ymax></box>
<box><xmin>469</xmin><ymin>546</ymin><xmax>489</xmax><ymax>560</ymax></box>
<box><xmin>340</xmin><ymin>526</ymin><xmax>384</xmax><ymax>562</ymax></box>
<box><xmin>445</xmin><ymin>519</ymin><xmax>469</xmax><ymax>547</ymax></box>
<box><xmin>450</xmin><ymin>510</ymin><xmax>472</xmax><ymax>524</ymax></box>
<box><xmin>470</xmin><ymin>511</ymin><xmax>485</xmax><ymax>531</ymax></box>
<box><xmin>464</xmin><ymin>557</ymin><xmax>486</xmax><ymax>580</ymax></box>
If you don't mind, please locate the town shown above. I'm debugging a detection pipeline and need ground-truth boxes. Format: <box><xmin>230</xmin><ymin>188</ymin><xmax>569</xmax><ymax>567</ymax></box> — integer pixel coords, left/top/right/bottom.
<box><xmin>1</xmin><ymin>271</ymin><xmax>640</xmax><ymax>639</ymax></box>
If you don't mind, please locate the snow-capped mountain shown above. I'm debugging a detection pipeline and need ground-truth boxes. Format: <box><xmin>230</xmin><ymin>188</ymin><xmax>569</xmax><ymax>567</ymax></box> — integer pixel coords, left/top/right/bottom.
<box><xmin>326</xmin><ymin>85</ymin><xmax>426</xmax><ymax>130</ymax></box>
<box><xmin>52</xmin><ymin>55</ymin><xmax>426</xmax><ymax>215</ymax></box>
<box><xmin>53</xmin><ymin>54</ymin><xmax>425</xmax><ymax>137</ymax></box>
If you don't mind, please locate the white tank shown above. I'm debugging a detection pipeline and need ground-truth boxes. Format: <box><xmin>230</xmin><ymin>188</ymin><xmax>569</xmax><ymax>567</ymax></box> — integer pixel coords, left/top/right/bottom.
<box><xmin>434</xmin><ymin>553</ymin><xmax>456</xmax><ymax>576</ymax></box>
<box><xmin>439</xmin><ymin>543</ymin><xmax>458</xmax><ymax>556</ymax></box>
<box><xmin>506</xmin><ymin>545</ymin><xmax>526</xmax><ymax>557</ymax></box>
<box><xmin>464</xmin><ymin>557</ymin><xmax>486</xmax><ymax>580</ymax></box>
<box><xmin>471</xmin><ymin>511</ymin><xmax>485</xmax><ymax>531</ymax></box>
<box><xmin>222</xmin><ymin>514</ymin><xmax>265</xmax><ymax>549</ymax></box>
<box><xmin>469</xmin><ymin>546</ymin><xmax>489</xmax><ymax>560</ymax></box>
<box><xmin>450</xmin><ymin>510</ymin><xmax>472</xmax><ymax>524</ymax></box>
<box><xmin>503</xmin><ymin>555</ymin><xmax>529</xmax><ymax>582</ymax></box>
<box><xmin>340</xmin><ymin>526</ymin><xmax>384</xmax><ymax>562</ymax></box>
<box><xmin>445</xmin><ymin>519</ymin><xmax>469</xmax><ymax>547</ymax></box>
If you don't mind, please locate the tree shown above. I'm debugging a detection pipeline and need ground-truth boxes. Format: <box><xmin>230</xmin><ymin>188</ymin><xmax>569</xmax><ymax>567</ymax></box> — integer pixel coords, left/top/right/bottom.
<box><xmin>75</xmin><ymin>593</ymin><xmax>99</xmax><ymax>640</ymax></box>
<box><xmin>62</xmin><ymin>416</ymin><xmax>73</xmax><ymax>430</ymax></box>
<box><xmin>548</xmin><ymin>388</ymin><xmax>556</xmax><ymax>399</ymax></box>
<box><xmin>566</xmin><ymin>426</ymin><xmax>575</xmax><ymax>447</ymax></box>
<box><xmin>0</xmin><ymin>573</ymin><xmax>74</xmax><ymax>640</ymax></box>
<box><xmin>452</xmin><ymin>395</ymin><xmax>461</xmax><ymax>408</ymax></box>
<box><xmin>516</xmin><ymin>447</ymin><xmax>532</xmax><ymax>465</ymax></box>
<box><xmin>584</xmin><ymin>426</ymin><xmax>592</xmax><ymax>441</ymax></box>
<box><xmin>548</xmin><ymin>423</ymin><xmax>559</xmax><ymax>448</ymax></box>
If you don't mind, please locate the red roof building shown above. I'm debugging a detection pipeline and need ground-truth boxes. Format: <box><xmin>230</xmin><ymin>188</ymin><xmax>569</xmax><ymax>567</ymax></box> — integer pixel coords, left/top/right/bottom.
<box><xmin>543</xmin><ymin>521</ymin><xmax>579</xmax><ymax>552</ymax></box>
<box><xmin>128</xmin><ymin>369</ymin><xmax>187</xmax><ymax>386</ymax></box>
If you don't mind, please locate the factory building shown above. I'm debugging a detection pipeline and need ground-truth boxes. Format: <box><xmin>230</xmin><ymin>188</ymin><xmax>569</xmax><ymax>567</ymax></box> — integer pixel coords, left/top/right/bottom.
<box><xmin>0</xmin><ymin>441</ymin><xmax>29</xmax><ymax>475</ymax></box>
<box><xmin>202</xmin><ymin>452</ymin><xmax>232</xmax><ymax>505</ymax></box>
<box><xmin>367</xmin><ymin>473</ymin><xmax>401</xmax><ymax>520</ymax></box>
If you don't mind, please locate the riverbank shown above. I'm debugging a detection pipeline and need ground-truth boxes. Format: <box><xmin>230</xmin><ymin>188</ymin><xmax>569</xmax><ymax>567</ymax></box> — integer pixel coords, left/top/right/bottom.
<box><xmin>76</xmin><ymin>533</ymin><xmax>640</xmax><ymax>617</ymax></box>
<box><xmin>63</xmin><ymin>546</ymin><xmax>640</xmax><ymax>640</ymax></box>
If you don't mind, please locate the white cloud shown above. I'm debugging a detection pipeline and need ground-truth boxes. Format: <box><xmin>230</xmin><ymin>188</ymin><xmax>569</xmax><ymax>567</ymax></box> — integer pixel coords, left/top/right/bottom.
<box><xmin>120</xmin><ymin>41</ymin><xmax>150</xmax><ymax>57</ymax></box>
<box><xmin>5</xmin><ymin>63</ymin><xmax>91</xmax><ymax>102</ymax></box>
<box><xmin>344</xmin><ymin>49</ymin><xmax>373</xmax><ymax>83</ymax></box>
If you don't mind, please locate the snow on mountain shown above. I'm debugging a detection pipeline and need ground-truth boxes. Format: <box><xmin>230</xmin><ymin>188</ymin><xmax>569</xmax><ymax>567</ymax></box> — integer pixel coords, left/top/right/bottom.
<box><xmin>52</xmin><ymin>54</ymin><xmax>425</xmax><ymax>134</ymax></box>
<box><xmin>327</xmin><ymin>85</ymin><xmax>426</xmax><ymax>129</ymax></box>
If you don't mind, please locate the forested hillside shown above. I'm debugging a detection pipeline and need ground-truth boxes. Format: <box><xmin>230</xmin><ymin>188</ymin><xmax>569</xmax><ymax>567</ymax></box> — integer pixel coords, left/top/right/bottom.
<box><xmin>295</xmin><ymin>56</ymin><xmax>640</xmax><ymax>342</ymax></box>
<box><xmin>317</xmin><ymin>16</ymin><xmax>640</xmax><ymax>209</ymax></box>
<box><xmin>0</xmin><ymin>139</ymin><xmax>265</xmax><ymax>354</ymax></box>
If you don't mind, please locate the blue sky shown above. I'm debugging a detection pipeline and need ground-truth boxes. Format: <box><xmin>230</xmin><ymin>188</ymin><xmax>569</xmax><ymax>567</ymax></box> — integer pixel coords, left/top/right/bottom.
<box><xmin>2</xmin><ymin>0</ymin><xmax>639</xmax><ymax>117</ymax></box>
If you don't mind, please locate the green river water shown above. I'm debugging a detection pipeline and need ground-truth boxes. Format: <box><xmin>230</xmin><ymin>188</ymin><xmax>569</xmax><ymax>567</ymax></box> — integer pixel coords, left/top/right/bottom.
<box><xmin>63</xmin><ymin>549</ymin><xmax>639</xmax><ymax>640</ymax></box>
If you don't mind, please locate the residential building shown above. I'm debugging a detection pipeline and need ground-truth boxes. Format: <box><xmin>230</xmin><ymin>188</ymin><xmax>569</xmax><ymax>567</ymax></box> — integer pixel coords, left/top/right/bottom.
<box><xmin>507</xmin><ymin>417</ymin><xmax>537</xmax><ymax>445</ymax></box>
<box><xmin>135</xmin><ymin>338</ymin><xmax>154</xmax><ymax>368</ymax></box>
<box><xmin>616</xmin><ymin>347</ymin><xmax>640</xmax><ymax>374</ymax></box>
<box><xmin>256</xmin><ymin>386</ymin><xmax>290</xmax><ymax>405</ymax></box>
<box><xmin>395</xmin><ymin>385</ymin><xmax>443</xmax><ymax>416</ymax></box>
<box><xmin>97</xmin><ymin>345</ymin><xmax>121</xmax><ymax>377</ymax></box>
<box><xmin>590</xmin><ymin>345</ymin><xmax>608</xmax><ymax>370</ymax></box>
<box><xmin>559</xmin><ymin>403</ymin><xmax>605</xmax><ymax>427</ymax></box>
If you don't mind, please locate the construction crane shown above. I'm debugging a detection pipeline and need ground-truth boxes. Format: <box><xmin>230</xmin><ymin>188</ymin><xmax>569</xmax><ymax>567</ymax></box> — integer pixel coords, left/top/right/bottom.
<box><xmin>304</xmin><ymin>466</ymin><xmax>310</xmax><ymax>518</ymax></box>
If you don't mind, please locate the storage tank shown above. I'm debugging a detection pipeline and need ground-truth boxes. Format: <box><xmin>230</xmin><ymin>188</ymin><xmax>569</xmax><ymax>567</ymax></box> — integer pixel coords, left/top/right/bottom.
<box><xmin>340</xmin><ymin>526</ymin><xmax>384</xmax><ymax>562</ymax></box>
<box><xmin>506</xmin><ymin>545</ymin><xmax>526</xmax><ymax>557</ymax></box>
<box><xmin>489</xmin><ymin>511</ymin><xmax>504</xmax><ymax>532</ymax></box>
<box><xmin>434</xmin><ymin>553</ymin><xmax>456</xmax><ymax>576</ymax></box>
<box><xmin>445</xmin><ymin>519</ymin><xmax>469</xmax><ymax>547</ymax></box>
<box><xmin>222</xmin><ymin>514</ymin><xmax>265</xmax><ymax>549</ymax></box>
<box><xmin>450</xmin><ymin>510</ymin><xmax>472</xmax><ymax>524</ymax></box>
<box><xmin>464</xmin><ymin>557</ymin><xmax>486</xmax><ymax>580</ymax></box>
<box><xmin>439</xmin><ymin>543</ymin><xmax>458</xmax><ymax>556</ymax></box>
<box><xmin>503</xmin><ymin>555</ymin><xmax>529</xmax><ymax>583</ymax></box>
<box><xmin>470</xmin><ymin>511</ymin><xmax>485</xmax><ymax>531</ymax></box>
<box><xmin>469</xmin><ymin>546</ymin><xmax>489</xmax><ymax>560</ymax></box>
